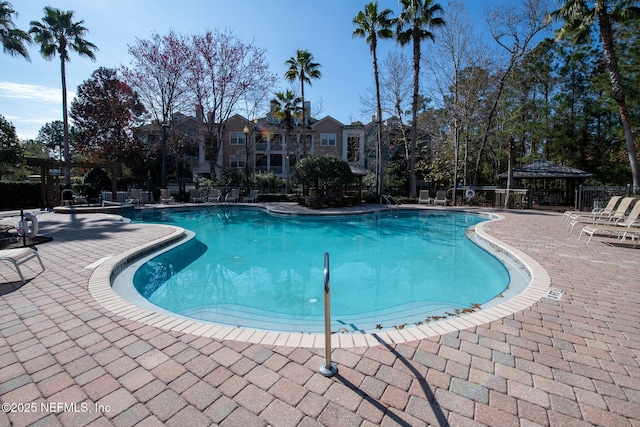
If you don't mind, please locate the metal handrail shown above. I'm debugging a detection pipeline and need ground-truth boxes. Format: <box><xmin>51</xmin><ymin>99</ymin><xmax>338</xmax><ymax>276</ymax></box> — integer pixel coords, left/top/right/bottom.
<box><xmin>382</xmin><ymin>194</ymin><xmax>400</xmax><ymax>214</ymax></box>
<box><xmin>577</xmin><ymin>185</ymin><xmax>630</xmax><ymax>211</ymax></box>
<box><xmin>319</xmin><ymin>252</ymin><xmax>337</xmax><ymax>377</ymax></box>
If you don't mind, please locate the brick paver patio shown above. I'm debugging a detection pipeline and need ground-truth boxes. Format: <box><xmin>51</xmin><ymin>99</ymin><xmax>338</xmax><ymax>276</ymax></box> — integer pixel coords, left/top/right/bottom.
<box><xmin>1</xmin><ymin>205</ymin><xmax>639</xmax><ymax>426</ymax></box>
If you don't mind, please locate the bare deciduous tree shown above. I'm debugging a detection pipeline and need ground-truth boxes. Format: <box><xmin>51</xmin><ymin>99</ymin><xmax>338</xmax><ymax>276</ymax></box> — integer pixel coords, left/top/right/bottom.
<box><xmin>423</xmin><ymin>1</ymin><xmax>491</xmax><ymax>200</ymax></box>
<box><xmin>381</xmin><ymin>50</ymin><xmax>413</xmax><ymax>161</ymax></box>
<box><xmin>122</xmin><ymin>31</ymin><xmax>192</xmax><ymax>124</ymax></box>
<box><xmin>359</xmin><ymin>50</ymin><xmax>413</xmax><ymax>161</ymax></box>
<box><xmin>189</xmin><ymin>29</ymin><xmax>277</xmax><ymax>172</ymax></box>
<box><xmin>474</xmin><ymin>0</ymin><xmax>551</xmax><ymax>195</ymax></box>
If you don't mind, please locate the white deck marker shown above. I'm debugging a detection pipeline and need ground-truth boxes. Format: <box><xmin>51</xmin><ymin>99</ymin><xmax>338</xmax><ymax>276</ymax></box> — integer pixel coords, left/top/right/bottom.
<box><xmin>85</xmin><ymin>255</ymin><xmax>114</xmax><ymax>269</ymax></box>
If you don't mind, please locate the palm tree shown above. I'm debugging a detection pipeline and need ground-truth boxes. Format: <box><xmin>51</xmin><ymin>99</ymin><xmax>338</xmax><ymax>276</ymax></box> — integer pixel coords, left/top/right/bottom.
<box><xmin>30</xmin><ymin>7</ymin><xmax>97</xmax><ymax>187</ymax></box>
<box><xmin>0</xmin><ymin>1</ymin><xmax>30</xmax><ymax>60</ymax></box>
<box><xmin>551</xmin><ymin>0</ymin><xmax>640</xmax><ymax>189</ymax></box>
<box><xmin>396</xmin><ymin>0</ymin><xmax>445</xmax><ymax>199</ymax></box>
<box><xmin>353</xmin><ymin>2</ymin><xmax>394</xmax><ymax>201</ymax></box>
<box><xmin>284</xmin><ymin>50</ymin><xmax>321</xmax><ymax>157</ymax></box>
<box><xmin>272</xmin><ymin>89</ymin><xmax>302</xmax><ymax>140</ymax></box>
<box><xmin>272</xmin><ymin>89</ymin><xmax>302</xmax><ymax>192</ymax></box>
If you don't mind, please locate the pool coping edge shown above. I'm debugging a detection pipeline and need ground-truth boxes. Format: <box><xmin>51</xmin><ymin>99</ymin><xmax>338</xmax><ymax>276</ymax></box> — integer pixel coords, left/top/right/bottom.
<box><xmin>88</xmin><ymin>210</ymin><xmax>551</xmax><ymax>348</ymax></box>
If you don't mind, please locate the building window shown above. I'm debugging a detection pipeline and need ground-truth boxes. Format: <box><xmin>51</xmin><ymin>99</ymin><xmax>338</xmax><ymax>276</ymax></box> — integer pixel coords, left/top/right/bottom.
<box><xmin>320</xmin><ymin>133</ymin><xmax>336</xmax><ymax>146</ymax></box>
<box><xmin>230</xmin><ymin>132</ymin><xmax>246</xmax><ymax>145</ymax></box>
<box><xmin>229</xmin><ymin>155</ymin><xmax>246</xmax><ymax>168</ymax></box>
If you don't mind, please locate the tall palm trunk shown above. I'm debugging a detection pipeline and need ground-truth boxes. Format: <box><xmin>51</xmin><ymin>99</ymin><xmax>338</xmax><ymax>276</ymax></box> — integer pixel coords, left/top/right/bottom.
<box><xmin>59</xmin><ymin>45</ymin><xmax>71</xmax><ymax>187</ymax></box>
<box><xmin>353</xmin><ymin>3</ymin><xmax>393</xmax><ymax>201</ymax></box>
<box><xmin>409</xmin><ymin>26</ymin><xmax>420</xmax><ymax>199</ymax></box>
<box><xmin>598</xmin><ymin>9</ymin><xmax>640</xmax><ymax>188</ymax></box>
<box><xmin>300</xmin><ymin>77</ymin><xmax>306</xmax><ymax>157</ymax></box>
<box><xmin>372</xmin><ymin>38</ymin><xmax>385</xmax><ymax>200</ymax></box>
<box><xmin>29</xmin><ymin>7</ymin><xmax>97</xmax><ymax>189</ymax></box>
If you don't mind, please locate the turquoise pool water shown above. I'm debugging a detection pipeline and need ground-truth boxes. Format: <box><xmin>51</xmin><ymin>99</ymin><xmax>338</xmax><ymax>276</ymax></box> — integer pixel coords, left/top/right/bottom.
<box><xmin>125</xmin><ymin>208</ymin><xmax>510</xmax><ymax>333</ymax></box>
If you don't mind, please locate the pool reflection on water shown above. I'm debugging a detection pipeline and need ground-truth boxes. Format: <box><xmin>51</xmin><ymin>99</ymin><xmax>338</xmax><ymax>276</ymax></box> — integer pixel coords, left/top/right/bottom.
<box><xmin>122</xmin><ymin>208</ymin><xmax>515</xmax><ymax>333</ymax></box>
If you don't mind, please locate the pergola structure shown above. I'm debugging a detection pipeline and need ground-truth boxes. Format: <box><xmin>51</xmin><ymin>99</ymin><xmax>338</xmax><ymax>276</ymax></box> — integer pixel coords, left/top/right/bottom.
<box><xmin>26</xmin><ymin>158</ymin><xmax>118</xmax><ymax>208</ymax></box>
<box><xmin>498</xmin><ymin>159</ymin><xmax>593</xmax><ymax>205</ymax></box>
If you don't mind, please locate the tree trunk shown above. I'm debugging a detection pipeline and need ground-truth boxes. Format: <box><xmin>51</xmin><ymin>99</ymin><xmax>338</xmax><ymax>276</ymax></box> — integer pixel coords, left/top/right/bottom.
<box><xmin>472</xmin><ymin>77</ymin><xmax>504</xmax><ymax>185</ymax></box>
<box><xmin>300</xmin><ymin>77</ymin><xmax>307</xmax><ymax>157</ymax></box>
<box><xmin>505</xmin><ymin>134</ymin><xmax>515</xmax><ymax>209</ymax></box>
<box><xmin>372</xmin><ymin>38</ymin><xmax>385</xmax><ymax>201</ymax></box>
<box><xmin>60</xmin><ymin>57</ymin><xmax>71</xmax><ymax>188</ymax></box>
<box><xmin>409</xmin><ymin>27</ymin><xmax>420</xmax><ymax>199</ymax></box>
<box><xmin>214</xmin><ymin>123</ymin><xmax>225</xmax><ymax>177</ymax></box>
<box><xmin>598</xmin><ymin>9</ymin><xmax>640</xmax><ymax>188</ymax></box>
<box><xmin>472</xmin><ymin>57</ymin><xmax>515</xmax><ymax>185</ymax></box>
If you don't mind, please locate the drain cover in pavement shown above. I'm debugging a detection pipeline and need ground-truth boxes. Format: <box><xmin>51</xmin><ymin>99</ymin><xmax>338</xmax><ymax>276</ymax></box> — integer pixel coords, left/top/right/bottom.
<box><xmin>545</xmin><ymin>288</ymin><xmax>564</xmax><ymax>300</ymax></box>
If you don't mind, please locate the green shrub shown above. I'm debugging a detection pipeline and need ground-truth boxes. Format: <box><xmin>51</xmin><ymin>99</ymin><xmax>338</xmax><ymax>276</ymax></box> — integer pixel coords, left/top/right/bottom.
<box><xmin>82</xmin><ymin>168</ymin><xmax>113</xmax><ymax>200</ymax></box>
<box><xmin>0</xmin><ymin>182</ymin><xmax>41</xmax><ymax>209</ymax></box>
<box><xmin>221</xmin><ymin>167</ymin><xmax>244</xmax><ymax>187</ymax></box>
<box><xmin>84</xmin><ymin>168</ymin><xmax>112</xmax><ymax>191</ymax></box>
<box><xmin>252</xmin><ymin>171</ymin><xmax>285</xmax><ymax>192</ymax></box>
<box><xmin>292</xmin><ymin>155</ymin><xmax>354</xmax><ymax>197</ymax></box>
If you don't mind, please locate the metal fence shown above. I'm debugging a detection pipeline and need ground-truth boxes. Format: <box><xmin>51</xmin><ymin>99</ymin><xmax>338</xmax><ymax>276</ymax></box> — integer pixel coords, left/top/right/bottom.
<box><xmin>576</xmin><ymin>185</ymin><xmax>633</xmax><ymax>211</ymax></box>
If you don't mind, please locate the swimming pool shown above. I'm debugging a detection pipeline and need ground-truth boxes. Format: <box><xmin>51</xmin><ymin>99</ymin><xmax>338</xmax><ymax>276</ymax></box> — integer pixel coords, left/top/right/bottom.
<box><xmin>114</xmin><ymin>207</ymin><xmax>525</xmax><ymax>334</ymax></box>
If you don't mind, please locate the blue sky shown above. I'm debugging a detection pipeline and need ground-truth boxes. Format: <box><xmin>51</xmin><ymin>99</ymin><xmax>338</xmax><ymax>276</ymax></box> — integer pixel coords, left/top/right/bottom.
<box><xmin>3</xmin><ymin>0</ymin><xmax>498</xmax><ymax>140</ymax></box>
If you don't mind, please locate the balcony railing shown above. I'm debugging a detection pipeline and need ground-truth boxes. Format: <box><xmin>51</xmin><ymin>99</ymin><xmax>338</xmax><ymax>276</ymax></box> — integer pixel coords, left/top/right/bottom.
<box><xmin>254</xmin><ymin>142</ymin><xmax>286</xmax><ymax>153</ymax></box>
<box><xmin>256</xmin><ymin>166</ymin><xmax>284</xmax><ymax>175</ymax></box>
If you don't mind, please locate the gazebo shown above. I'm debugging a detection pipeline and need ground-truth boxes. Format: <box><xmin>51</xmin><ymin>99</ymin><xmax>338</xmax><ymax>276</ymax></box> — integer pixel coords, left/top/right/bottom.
<box><xmin>26</xmin><ymin>158</ymin><xmax>119</xmax><ymax>208</ymax></box>
<box><xmin>349</xmin><ymin>165</ymin><xmax>369</xmax><ymax>200</ymax></box>
<box><xmin>498</xmin><ymin>159</ymin><xmax>593</xmax><ymax>205</ymax></box>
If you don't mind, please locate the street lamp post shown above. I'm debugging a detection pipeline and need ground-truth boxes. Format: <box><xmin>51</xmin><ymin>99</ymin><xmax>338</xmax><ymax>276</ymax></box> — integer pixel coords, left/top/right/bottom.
<box><xmin>285</xmin><ymin>154</ymin><xmax>290</xmax><ymax>194</ymax></box>
<box><xmin>161</xmin><ymin>122</ymin><xmax>170</xmax><ymax>188</ymax></box>
<box><xmin>243</xmin><ymin>125</ymin><xmax>250</xmax><ymax>194</ymax></box>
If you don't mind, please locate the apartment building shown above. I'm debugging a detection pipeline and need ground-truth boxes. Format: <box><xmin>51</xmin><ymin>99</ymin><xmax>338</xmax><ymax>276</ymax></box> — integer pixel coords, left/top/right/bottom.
<box><xmin>136</xmin><ymin>103</ymin><xmax>369</xmax><ymax>182</ymax></box>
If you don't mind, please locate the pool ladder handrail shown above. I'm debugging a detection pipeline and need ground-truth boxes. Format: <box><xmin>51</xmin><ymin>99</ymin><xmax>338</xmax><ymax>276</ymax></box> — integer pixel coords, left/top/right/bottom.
<box><xmin>382</xmin><ymin>194</ymin><xmax>400</xmax><ymax>214</ymax></box>
<box><xmin>320</xmin><ymin>252</ymin><xmax>337</xmax><ymax>377</ymax></box>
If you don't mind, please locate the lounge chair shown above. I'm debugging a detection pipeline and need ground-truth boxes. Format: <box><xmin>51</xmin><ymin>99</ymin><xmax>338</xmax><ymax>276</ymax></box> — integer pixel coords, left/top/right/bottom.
<box><xmin>207</xmin><ymin>189</ymin><xmax>221</xmax><ymax>203</ymax></box>
<box><xmin>160</xmin><ymin>189</ymin><xmax>175</xmax><ymax>204</ymax></box>
<box><xmin>579</xmin><ymin>200</ymin><xmax>640</xmax><ymax>244</ymax></box>
<box><xmin>562</xmin><ymin>195</ymin><xmax>621</xmax><ymax>222</ymax></box>
<box><xmin>568</xmin><ymin>196</ymin><xmax>636</xmax><ymax>232</ymax></box>
<box><xmin>579</xmin><ymin>220</ymin><xmax>640</xmax><ymax>245</ymax></box>
<box><xmin>189</xmin><ymin>189</ymin><xmax>204</xmax><ymax>203</ymax></box>
<box><xmin>225</xmin><ymin>188</ymin><xmax>239</xmax><ymax>203</ymax></box>
<box><xmin>167</xmin><ymin>182</ymin><xmax>180</xmax><ymax>197</ymax></box>
<box><xmin>418</xmin><ymin>190</ymin><xmax>432</xmax><ymax>205</ymax></box>
<box><xmin>0</xmin><ymin>247</ymin><xmax>45</xmax><ymax>284</ymax></box>
<box><xmin>61</xmin><ymin>189</ymin><xmax>88</xmax><ymax>206</ymax></box>
<box><xmin>243</xmin><ymin>189</ymin><xmax>259</xmax><ymax>203</ymax></box>
<box><xmin>101</xmin><ymin>199</ymin><xmax>133</xmax><ymax>208</ymax></box>
<box><xmin>434</xmin><ymin>190</ymin><xmax>448</xmax><ymax>206</ymax></box>
<box><xmin>184</xmin><ymin>183</ymin><xmax>196</xmax><ymax>195</ymax></box>
<box><xmin>127</xmin><ymin>189</ymin><xmax>143</xmax><ymax>205</ymax></box>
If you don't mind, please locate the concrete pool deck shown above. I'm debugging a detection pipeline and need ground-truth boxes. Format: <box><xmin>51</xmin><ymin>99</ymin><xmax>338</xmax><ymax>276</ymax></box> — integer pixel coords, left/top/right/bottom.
<box><xmin>1</xmin><ymin>204</ymin><xmax>639</xmax><ymax>426</ymax></box>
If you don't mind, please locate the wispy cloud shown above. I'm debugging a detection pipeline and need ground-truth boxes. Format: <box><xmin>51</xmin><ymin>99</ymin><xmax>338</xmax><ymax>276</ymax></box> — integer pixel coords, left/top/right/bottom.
<box><xmin>3</xmin><ymin>115</ymin><xmax>50</xmax><ymax>125</ymax></box>
<box><xmin>0</xmin><ymin>81</ymin><xmax>73</xmax><ymax>103</ymax></box>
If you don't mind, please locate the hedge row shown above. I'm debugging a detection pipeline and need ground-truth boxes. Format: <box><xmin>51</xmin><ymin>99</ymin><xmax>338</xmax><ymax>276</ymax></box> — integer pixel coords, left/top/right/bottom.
<box><xmin>0</xmin><ymin>182</ymin><xmax>41</xmax><ymax>210</ymax></box>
